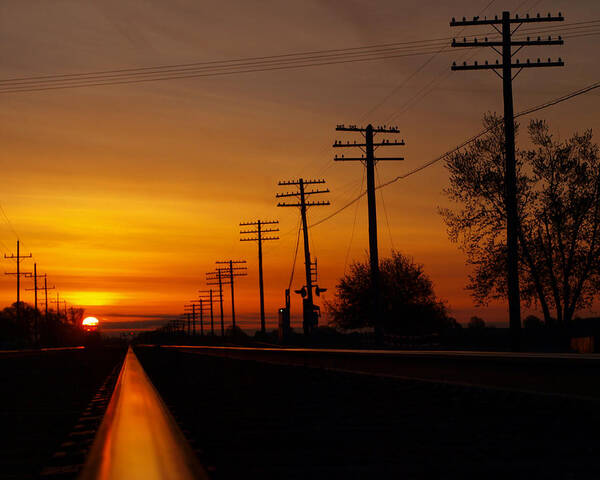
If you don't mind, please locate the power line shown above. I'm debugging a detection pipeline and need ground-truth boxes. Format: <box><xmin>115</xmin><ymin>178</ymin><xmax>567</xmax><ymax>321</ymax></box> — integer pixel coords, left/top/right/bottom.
<box><xmin>310</xmin><ymin>79</ymin><xmax>600</xmax><ymax>229</ymax></box>
<box><xmin>0</xmin><ymin>20</ymin><xmax>596</xmax><ymax>94</ymax></box>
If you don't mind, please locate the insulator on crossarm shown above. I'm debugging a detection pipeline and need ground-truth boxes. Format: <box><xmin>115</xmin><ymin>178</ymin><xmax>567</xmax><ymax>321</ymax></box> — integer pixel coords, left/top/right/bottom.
<box><xmin>537</xmin><ymin>13</ymin><xmax>540</xmax><ymax>18</ymax></box>
<box><xmin>515</xmin><ymin>14</ymin><xmax>519</xmax><ymax>19</ymax></box>
<box><xmin>485</xmin><ymin>60</ymin><xmax>488</xmax><ymax>65</ymax></box>
<box><xmin>526</xmin><ymin>13</ymin><xmax>530</xmax><ymax>18</ymax></box>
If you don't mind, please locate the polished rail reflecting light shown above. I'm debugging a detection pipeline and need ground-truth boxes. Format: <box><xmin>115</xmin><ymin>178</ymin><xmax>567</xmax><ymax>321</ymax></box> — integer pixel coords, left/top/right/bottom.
<box><xmin>79</xmin><ymin>347</ymin><xmax>207</xmax><ymax>480</ymax></box>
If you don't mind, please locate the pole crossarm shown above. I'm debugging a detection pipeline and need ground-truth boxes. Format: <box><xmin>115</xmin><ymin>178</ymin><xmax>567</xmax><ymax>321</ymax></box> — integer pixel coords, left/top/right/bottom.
<box><xmin>450</xmin><ymin>12</ymin><xmax>564</xmax><ymax>26</ymax></box>
<box><xmin>336</xmin><ymin>124</ymin><xmax>400</xmax><ymax>133</ymax></box>
<box><xmin>240</xmin><ymin>228</ymin><xmax>279</xmax><ymax>234</ymax></box>
<box><xmin>241</xmin><ymin>236</ymin><xmax>279</xmax><ymax>242</ymax></box>
<box><xmin>278</xmin><ymin>179</ymin><xmax>326</xmax><ymax>186</ymax></box>
<box><xmin>276</xmin><ymin>188</ymin><xmax>329</xmax><ymax>198</ymax></box>
<box><xmin>452</xmin><ymin>38</ymin><xmax>563</xmax><ymax>48</ymax></box>
<box><xmin>333</xmin><ymin>140</ymin><xmax>405</xmax><ymax>147</ymax></box>
<box><xmin>277</xmin><ymin>201</ymin><xmax>330</xmax><ymax>207</ymax></box>
<box><xmin>334</xmin><ymin>156</ymin><xmax>404</xmax><ymax>161</ymax></box>
<box><xmin>452</xmin><ymin>59</ymin><xmax>563</xmax><ymax>71</ymax></box>
<box><xmin>240</xmin><ymin>220</ymin><xmax>279</xmax><ymax>227</ymax></box>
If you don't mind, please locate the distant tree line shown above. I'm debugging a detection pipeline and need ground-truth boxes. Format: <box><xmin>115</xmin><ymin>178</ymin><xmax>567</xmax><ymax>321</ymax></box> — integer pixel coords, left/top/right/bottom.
<box><xmin>0</xmin><ymin>301</ymin><xmax>85</xmax><ymax>348</ymax></box>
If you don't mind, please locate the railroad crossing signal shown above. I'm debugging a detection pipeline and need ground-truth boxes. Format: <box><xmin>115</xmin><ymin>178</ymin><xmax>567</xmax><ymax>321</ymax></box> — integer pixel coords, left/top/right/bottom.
<box><xmin>277</xmin><ymin>178</ymin><xmax>330</xmax><ymax>335</ymax></box>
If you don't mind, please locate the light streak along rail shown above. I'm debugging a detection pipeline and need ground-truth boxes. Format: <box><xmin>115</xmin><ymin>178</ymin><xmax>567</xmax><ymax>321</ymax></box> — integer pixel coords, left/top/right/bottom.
<box><xmin>79</xmin><ymin>346</ymin><xmax>207</xmax><ymax>480</ymax></box>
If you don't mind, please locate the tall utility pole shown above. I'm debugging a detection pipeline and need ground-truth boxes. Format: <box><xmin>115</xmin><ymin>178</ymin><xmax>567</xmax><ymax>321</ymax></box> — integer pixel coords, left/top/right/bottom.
<box><xmin>190</xmin><ymin>298</ymin><xmax>209</xmax><ymax>336</ymax></box>
<box><xmin>450</xmin><ymin>10</ymin><xmax>564</xmax><ymax>351</ymax></box>
<box><xmin>53</xmin><ymin>293</ymin><xmax>63</xmax><ymax>319</ymax></box>
<box><xmin>216</xmin><ymin>260</ymin><xmax>248</xmax><ymax>330</ymax></box>
<box><xmin>41</xmin><ymin>274</ymin><xmax>55</xmax><ymax>326</ymax></box>
<box><xmin>206</xmin><ymin>270</ymin><xmax>226</xmax><ymax>336</ymax></box>
<box><xmin>4</xmin><ymin>240</ymin><xmax>32</xmax><ymax>326</ymax></box>
<box><xmin>25</xmin><ymin>263</ymin><xmax>42</xmax><ymax>343</ymax></box>
<box><xmin>277</xmin><ymin>178</ymin><xmax>330</xmax><ymax>335</ymax></box>
<box><xmin>240</xmin><ymin>220</ymin><xmax>279</xmax><ymax>333</ymax></box>
<box><xmin>199</xmin><ymin>289</ymin><xmax>219</xmax><ymax>336</ymax></box>
<box><xmin>334</xmin><ymin>125</ymin><xmax>405</xmax><ymax>342</ymax></box>
<box><xmin>198</xmin><ymin>299</ymin><xmax>205</xmax><ymax>336</ymax></box>
<box><xmin>184</xmin><ymin>302</ymin><xmax>199</xmax><ymax>336</ymax></box>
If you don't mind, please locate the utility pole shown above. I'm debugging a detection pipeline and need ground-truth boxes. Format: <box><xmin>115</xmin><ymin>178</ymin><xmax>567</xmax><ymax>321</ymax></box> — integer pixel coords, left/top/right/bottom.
<box><xmin>198</xmin><ymin>299</ymin><xmax>204</xmax><ymax>336</ymax></box>
<box><xmin>4</xmin><ymin>240</ymin><xmax>32</xmax><ymax>326</ymax></box>
<box><xmin>450</xmin><ymin>10</ymin><xmax>564</xmax><ymax>351</ymax></box>
<box><xmin>240</xmin><ymin>220</ymin><xmax>279</xmax><ymax>333</ymax></box>
<box><xmin>184</xmin><ymin>303</ymin><xmax>197</xmax><ymax>336</ymax></box>
<box><xmin>334</xmin><ymin>125</ymin><xmax>405</xmax><ymax>342</ymax></box>
<box><xmin>277</xmin><ymin>178</ymin><xmax>330</xmax><ymax>335</ymax></box>
<box><xmin>25</xmin><ymin>263</ymin><xmax>42</xmax><ymax>343</ymax></box>
<box><xmin>41</xmin><ymin>275</ymin><xmax>55</xmax><ymax>324</ymax></box>
<box><xmin>53</xmin><ymin>293</ymin><xmax>64</xmax><ymax>320</ymax></box>
<box><xmin>206</xmin><ymin>270</ymin><xmax>226</xmax><ymax>336</ymax></box>
<box><xmin>199</xmin><ymin>289</ymin><xmax>219</xmax><ymax>336</ymax></box>
<box><xmin>216</xmin><ymin>260</ymin><xmax>248</xmax><ymax>330</ymax></box>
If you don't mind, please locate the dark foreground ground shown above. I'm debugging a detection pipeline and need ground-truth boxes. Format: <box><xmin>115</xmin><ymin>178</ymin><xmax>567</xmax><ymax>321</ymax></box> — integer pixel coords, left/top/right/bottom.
<box><xmin>137</xmin><ymin>346</ymin><xmax>600</xmax><ymax>480</ymax></box>
<box><xmin>0</xmin><ymin>346</ymin><xmax>125</xmax><ymax>480</ymax></box>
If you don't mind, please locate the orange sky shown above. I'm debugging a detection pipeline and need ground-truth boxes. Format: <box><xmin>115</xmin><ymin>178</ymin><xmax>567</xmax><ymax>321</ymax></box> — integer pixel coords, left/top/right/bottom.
<box><xmin>1</xmin><ymin>0</ymin><xmax>599</xmax><ymax>332</ymax></box>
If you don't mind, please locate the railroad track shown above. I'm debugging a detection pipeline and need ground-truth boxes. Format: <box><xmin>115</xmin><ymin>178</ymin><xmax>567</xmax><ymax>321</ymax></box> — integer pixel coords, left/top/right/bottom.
<box><xmin>134</xmin><ymin>345</ymin><xmax>600</xmax><ymax>479</ymax></box>
<box><xmin>78</xmin><ymin>347</ymin><xmax>208</xmax><ymax>480</ymax></box>
<box><xmin>156</xmin><ymin>344</ymin><xmax>600</xmax><ymax>400</ymax></box>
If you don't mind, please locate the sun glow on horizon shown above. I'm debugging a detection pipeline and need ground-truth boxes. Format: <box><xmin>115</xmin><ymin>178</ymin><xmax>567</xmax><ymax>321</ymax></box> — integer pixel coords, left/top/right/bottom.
<box><xmin>82</xmin><ymin>316</ymin><xmax>99</xmax><ymax>331</ymax></box>
<box><xmin>67</xmin><ymin>291</ymin><xmax>124</xmax><ymax>306</ymax></box>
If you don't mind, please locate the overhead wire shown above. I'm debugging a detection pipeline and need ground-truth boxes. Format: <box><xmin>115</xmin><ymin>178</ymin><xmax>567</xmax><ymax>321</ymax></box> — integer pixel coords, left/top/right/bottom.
<box><xmin>0</xmin><ymin>20</ymin><xmax>596</xmax><ymax>94</ymax></box>
<box><xmin>287</xmin><ymin>216</ymin><xmax>302</xmax><ymax>290</ymax></box>
<box><xmin>309</xmin><ymin>79</ymin><xmax>600</xmax><ymax>229</ymax></box>
<box><xmin>343</xmin><ymin>169</ymin><xmax>365</xmax><ymax>275</ymax></box>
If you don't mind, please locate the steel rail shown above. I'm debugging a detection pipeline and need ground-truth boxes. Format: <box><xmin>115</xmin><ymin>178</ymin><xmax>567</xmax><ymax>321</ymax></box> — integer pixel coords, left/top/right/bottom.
<box><xmin>154</xmin><ymin>344</ymin><xmax>600</xmax><ymax>361</ymax></box>
<box><xmin>79</xmin><ymin>346</ymin><xmax>208</xmax><ymax>480</ymax></box>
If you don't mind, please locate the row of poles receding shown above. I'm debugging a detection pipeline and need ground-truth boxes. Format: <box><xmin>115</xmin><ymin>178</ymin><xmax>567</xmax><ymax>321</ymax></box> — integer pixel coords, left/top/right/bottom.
<box><xmin>3</xmin><ymin>239</ymin><xmax>76</xmax><ymax>343</ymax></box>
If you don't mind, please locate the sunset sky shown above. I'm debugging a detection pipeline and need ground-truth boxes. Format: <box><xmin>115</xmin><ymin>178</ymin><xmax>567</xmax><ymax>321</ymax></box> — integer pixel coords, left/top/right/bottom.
<box><xmin>1</xmin><ymin>0</ymin><xmax>599</xmax><ymax>333</ymax></box>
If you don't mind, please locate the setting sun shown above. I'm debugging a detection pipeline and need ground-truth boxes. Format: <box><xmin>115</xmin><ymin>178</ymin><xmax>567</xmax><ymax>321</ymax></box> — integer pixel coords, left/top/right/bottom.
<box><xmin>82</xmin><ymin>317</ymin><xmax>99</xmax><ymax>329</ymax></box>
